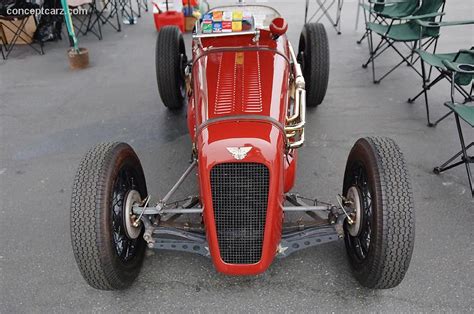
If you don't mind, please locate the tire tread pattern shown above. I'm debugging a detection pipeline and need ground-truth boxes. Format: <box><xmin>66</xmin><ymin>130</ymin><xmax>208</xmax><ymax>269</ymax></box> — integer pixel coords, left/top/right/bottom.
<box><xmin>302</xmin><ymin>23</ymin><xmax>330</xmax><ymax>107</ymax></box>
<box><xmin>70</xmin><ymin>142</ymin><xmax>143</xmax><ymax>290</ymax></box>
<box><xmin>361</xmin><ymin>136</ymin><xmax>415</xmax><ymax>289</ymax></box>
<box><xmin>156</xmin><ymin>26</ymin><xmax>185</xmax><ymax>110</ymax></box>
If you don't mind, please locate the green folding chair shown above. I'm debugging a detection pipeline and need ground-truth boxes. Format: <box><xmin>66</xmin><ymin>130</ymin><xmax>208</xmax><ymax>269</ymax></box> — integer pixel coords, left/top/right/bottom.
<box><xmin>433</xmin><ymin>59</ymin><xmax>474</xmax><ymax>197</ymax></box>
<box><xmin>363</xmin><ymin>0</ymin><xmax>446</xmax><ymax>84</ymax></box>
<box><xmin>408</xmin><ymin>45</ymin><xmax>474</xmax><ymax>127</ymax></box>
<box><xmin>357</xmin><ymin>0</ymin><xmax>420</xmax><ymax>45</ymax></box>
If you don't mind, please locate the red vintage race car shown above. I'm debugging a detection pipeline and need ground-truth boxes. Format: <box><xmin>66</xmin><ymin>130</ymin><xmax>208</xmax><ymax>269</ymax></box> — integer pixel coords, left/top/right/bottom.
<box><xmin>70</xmin><ymin>4</ymin><xmax>415</xmax><ymax>290</ymax></box>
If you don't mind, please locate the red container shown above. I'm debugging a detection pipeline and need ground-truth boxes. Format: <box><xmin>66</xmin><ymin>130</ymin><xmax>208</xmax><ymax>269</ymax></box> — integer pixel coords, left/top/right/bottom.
<box><xmin>182</xmin><ymin>0</ymin><xmax>198</xmax><ymax>7</ymax></box>
<box><xmin>154</xmin><ymin>11</ymin><xmax>185</xmax><ymax>32</ymax></box>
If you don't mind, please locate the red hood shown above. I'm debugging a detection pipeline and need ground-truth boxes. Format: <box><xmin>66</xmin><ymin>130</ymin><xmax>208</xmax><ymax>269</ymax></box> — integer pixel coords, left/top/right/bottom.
<box><xmin>192</xmin><ymin>33</ymin><xmax>291</xmax><ymax>126</ymax></box>
<box><xmin>197</xmin><ymin>120</ymin><xmax>286</xmax><ymax>274</ymax></box>
<box><xmin>190</xmin><ymin>33</ymin><xmax>292</xmax><ymax>275</ymax></box>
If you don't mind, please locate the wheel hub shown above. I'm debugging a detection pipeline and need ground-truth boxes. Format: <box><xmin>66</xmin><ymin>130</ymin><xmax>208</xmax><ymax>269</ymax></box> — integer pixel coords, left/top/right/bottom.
<box><xmin>346</xmin><ymin>186</ymin><xmax>363</xmax><ymax>237</ymax></box>
<box><xmin>124</xmin><ymin>190</ymin><xmax>142</xmax><ymax>239</ymax></box>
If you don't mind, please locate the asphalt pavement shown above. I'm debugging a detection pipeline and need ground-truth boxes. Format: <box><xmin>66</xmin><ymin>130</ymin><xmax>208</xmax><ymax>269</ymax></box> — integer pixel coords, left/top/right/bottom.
<box><xmin>1</xmin><ymin>0</ymin><xmax>473</xmax><ymax>312</ymax></box>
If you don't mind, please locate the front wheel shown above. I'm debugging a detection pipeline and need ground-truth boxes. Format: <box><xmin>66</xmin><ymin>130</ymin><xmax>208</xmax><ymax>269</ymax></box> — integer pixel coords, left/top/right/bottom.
<box><xmin>342</xmin><ymin>137</ymin><xmax>415</xmax><ymax>289</ymax></box>
<box><xmin>70</xmin><ymin>142</ymin><xmax>148</xmax><ymax>290</ymax></box>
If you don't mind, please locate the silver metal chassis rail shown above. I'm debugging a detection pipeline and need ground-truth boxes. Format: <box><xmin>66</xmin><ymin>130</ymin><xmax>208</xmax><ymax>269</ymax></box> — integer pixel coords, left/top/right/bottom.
<box><xmin>277</xmin><ymin>226</ymin><xmax>339</xmax><ymax>258</ymax></box>
<box><xmin>133</xmin><ymin>161</ymin><xmax>349</xmax><ymax>259</ymax></box>
<box><xmin>150</xmin><ymin>227</ymin><xmax>210</xmax><ymax>258</ymax></box>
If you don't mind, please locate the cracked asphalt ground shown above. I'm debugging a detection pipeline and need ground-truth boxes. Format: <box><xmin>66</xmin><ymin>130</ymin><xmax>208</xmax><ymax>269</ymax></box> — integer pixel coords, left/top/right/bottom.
<box><xmin>1</xmin><ymin>0</ymin><xmax>473</xmax><ymax>312</ymax></box>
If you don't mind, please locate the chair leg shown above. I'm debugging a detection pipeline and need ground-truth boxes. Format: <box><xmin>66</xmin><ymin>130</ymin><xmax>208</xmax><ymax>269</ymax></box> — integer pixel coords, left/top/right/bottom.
<box><xmin>369</xmin><ymin>30</ymin><xmax>377</xmax><ymax>83</ymax></box>
<box><xmin>136</xmin><ymin>0</ymin><xmax>141</xmax><ymax>18</ymax></box>
<box><xmin>307</xmin><ymin>0</ymin><xmax>341</xmax><ymax>34</ymax></box>
<box><xmin>409</xmin><ymin>70</ymin><xmax>472</xmax><ymax>127</ymax></box>
<box><xmin>99</xmin><ymin>0</ymin><xmax>122</xmax><ymax>32</ymax></box>
<box><xmin>431</xmin><ymin>111</ymin><xmax>454</xmax><ymax>127</ymax></box>
<box><xmin>0</xmin><ymin>26</ymin><xmax>6</xmax><ymax>60</ymax></box>
<box><xmin>372</xmin><ymin>39</ymin><xmax>423</xmax><ymax>84</ymax></box>
<box><xmin>2</xmin><ymin>18</ymin><xmax>28</xmax><ymax>59</ymax></box>
<box><xmin>81</xmin><ymin>3</ymin><xmax>102</xmax><ymax>40</ymax></box>
<box><xmin>467</xmin><ymin>83</ymin><xmax>474</xmax><ymax>103</ymax></box>
<box><xmin>357</xmin><ymin>30</ymin><xmax>368</xmax><ymax>45</ymax></box>
<box><xmin>434</xmin><ymin>116</ymin><xmax>474</xmax><ymax>197</ymax></box>
<box><xmin>357</xmin><ymin>0</ymin><xmax>369</xmax><ymax>43</ymax></box>
<box><xmin>427</xmin><ymin>37</ymin><xmax>440</xmax><ymax>82</ymax></box>
<box><xmin>33</xmin><ymin>15</ymin><xmax>44</xmax><ymax>55</ymax></box>
<box><xmin>115</xmin><ymin>0</ymin><xmax>122</xmax><ymax>31</ymax></box>
<box><xmin>455</xmin><ymin>115</ymin><xmax>474</xmax><ymax>196</ymax></box>
<box><xmin>408</xmin><ymin>73</ymin><xmax>444</xmax><ymax>104</ymax></box>
<box><xmin>420</xmin><ymin>60</ymin><xmax>433</xmax><ymax>127</ymax></box>
<box><xmin>355</xmin><ymin>0</ymin><xmax>362</xmax><ymax>30</ymax></box>
<box><xmin>409</xmin><ymin>41</ymin><xmax>417</xmax><ymax>65</ymax></box>
<box><xmin>1</xmin><ymin>17</ymin><xmax>43</xmax><ymax>59</ymax></box>
<box><xmin>93</xmin><ymin>3</ymin><xmax>103</xmax><ymax>39</ymax></box>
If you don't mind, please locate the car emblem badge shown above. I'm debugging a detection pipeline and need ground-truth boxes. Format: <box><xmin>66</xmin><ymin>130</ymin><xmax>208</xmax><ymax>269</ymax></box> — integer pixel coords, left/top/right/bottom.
<box><xmin>226</xmin><ymin>147</ymin><xmax>252</xmax><ymax>160</ymax></box>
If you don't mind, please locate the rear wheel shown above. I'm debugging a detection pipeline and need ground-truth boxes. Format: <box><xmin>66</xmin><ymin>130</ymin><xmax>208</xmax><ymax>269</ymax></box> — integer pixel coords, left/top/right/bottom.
<box><xmin>298</xmin><ymin>23</ymin><xmax>330</xmax><ymax>107</ymax></box>
<box><xmin>70</xmin><ymin>142</ymin><xmax>148</xmax><ymax>290</ymax></box>
<box><xmin>156</xmin><ymin>26</ymin><xmax>187</xmax><ymax>110</ymax></box>
<box><xmin>342</xmin><ymin>137</ymin><xmax>415</xmax><ymax>289</ymax></box>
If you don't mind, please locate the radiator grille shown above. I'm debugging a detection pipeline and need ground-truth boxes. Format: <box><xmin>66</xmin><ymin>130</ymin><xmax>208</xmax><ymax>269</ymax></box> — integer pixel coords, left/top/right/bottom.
<box><xmin>210</xmin><ymin>163</ymin><xmax>269</xmax><ymax>264</ymax></box>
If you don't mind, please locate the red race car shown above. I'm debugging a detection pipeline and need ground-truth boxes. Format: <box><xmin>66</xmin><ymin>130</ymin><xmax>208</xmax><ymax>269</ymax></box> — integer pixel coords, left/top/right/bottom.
<box><xmin>70</xmin><ymin>4</ymin><xmax>415</xmax><ymax>290</ymax></box>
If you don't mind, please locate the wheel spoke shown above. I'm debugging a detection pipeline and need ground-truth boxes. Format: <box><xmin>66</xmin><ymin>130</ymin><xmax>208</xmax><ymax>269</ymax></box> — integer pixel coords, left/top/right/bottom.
<box><xmin>345</xmin><ymin>162</ymin><xmax>373</xmax><ymax>263</ymax></box>
<box><xmin>110</xmin><ymin>166</ymin><xmax>140</xmax><ymax>262</ymax></box>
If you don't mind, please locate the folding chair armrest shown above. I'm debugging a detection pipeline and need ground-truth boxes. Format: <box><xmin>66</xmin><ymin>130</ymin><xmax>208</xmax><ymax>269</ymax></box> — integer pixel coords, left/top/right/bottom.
<box><xmin>437</xmin><ymin>20</ymin><xmax>474</xmax><ymax>27</ymax></box>
<box><xmin>442</xmin><ymin>60</ymin><xmax>474</xmax><ymax>74</ymax></box>
<box><xmin>415</xmin><ymin>19</ymin><xmax>474</xmax><ymax>29</ymax></box>
<box><xmin>403</xmin><ymin>12</ymin><xmax>445</xmax><ymax>21</ymax></box>
<box><xmin>459</xmin><ymin>49</ymin><xmax>474</xmax><ymax>56</ymax></box>
<box><xmin>362</xmin><ymin>0</ymin><xmax>409</xmax><ymax>10</ymax></box>
<box><xmin>367</xmin><ymin>0</ymin><xmax>409</xmax><ymax>3</ymax></box>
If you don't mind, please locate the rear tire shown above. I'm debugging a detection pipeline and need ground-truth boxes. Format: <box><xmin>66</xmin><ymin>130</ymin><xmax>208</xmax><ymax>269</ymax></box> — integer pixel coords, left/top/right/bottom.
<box><xmin>342</xmin><ymin>137</ymin><xmax>415</xmax><ymax>289</ymax></box>
<box><xmin>156</xmin><ymin>26</ymin><xmax>187</xmax><ymax>110</ymax></box>
<box><xmin>70</xmin><ymin>142</ymin><xmax>148</xmax><ymax>290</ymax></box>
<box><xmin>298</xmin><ymin>23</ymin><xmax>330</xmax><ymax>107</ymax></box>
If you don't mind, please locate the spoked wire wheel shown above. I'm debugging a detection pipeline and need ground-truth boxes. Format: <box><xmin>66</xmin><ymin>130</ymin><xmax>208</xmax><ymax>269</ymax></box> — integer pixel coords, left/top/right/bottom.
<box><xmin>70</xmin><ymin>142</ymin><xmax>148</xmax><ymax>290</ymax></box>
<box><xmin>343</xmin><ymin>163</ymin><xmax>372</xmax><ymax>263</ymax></box>
<box><xmin>111</xmin><ymin>167</ymin><xmax>142</xmax><ymax>262</ymax></box>
<box><xmin>342</xmin><ymin>137</ymin><xmax>415</xmax><ymax>289</ymax></box>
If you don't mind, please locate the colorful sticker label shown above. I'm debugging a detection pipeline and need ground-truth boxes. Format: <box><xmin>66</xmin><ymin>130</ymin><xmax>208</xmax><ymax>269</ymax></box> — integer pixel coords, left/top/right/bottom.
<box><xmin>212</xmin><ymin>21</ymin><xmax>222</xmax><ymax>32</ymax></box>
<box><xmin>222</xmin><ymin>21</ymin><xmax>232</xmax><ymax>32</ymax></box>
<box><xmin>222</xmin><ymin>11</ymin><xmax>232</xmax><ymax>21</ymax></box>
<box><xmin>232</xmin><ymin>10</ymin><xmax>243</xmax><ymax>21</ymax></box>
<box><xmin>202</xmin><ymin>21</ymin><xmax>212</xmax><ymax>33</ymax></box>
<box><xmin>232</xmin><ymin>21</ymin><xmax>242</xmax><ymax>32</ymax></box>
<box><xmin>212</xmin><ymin>11</ymin><xmax>223</xmax><ymax>21</ymax></box>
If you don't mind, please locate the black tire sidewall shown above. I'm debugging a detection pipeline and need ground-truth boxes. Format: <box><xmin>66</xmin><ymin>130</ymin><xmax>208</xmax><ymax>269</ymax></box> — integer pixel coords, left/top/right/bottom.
<box><xmin>156</xmin><ymin>26</ymin><xmax>187</xmax><ymax>110</ymax></box>
<box><xmin>98</xmin><ymin>144</ymin><xmax>147</xmax><ymax>287</ymax></box>
<box><xmin>299</xmin><ymin>23</ymin><xmax>329</xmax><ymax>107</ymax></box>
<box><xmin>342</xmin><ymin>139</ymin><xmax>384</xmax><ymax>283</ymax></box>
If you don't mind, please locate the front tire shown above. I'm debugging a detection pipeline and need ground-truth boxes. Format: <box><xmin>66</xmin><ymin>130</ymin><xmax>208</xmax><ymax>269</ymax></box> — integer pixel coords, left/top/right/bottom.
<box><xmin>342</xmin><ymin>137</ymin><xmax>415</xmax><ymax>289</ymax></box>
<box><xmin>155</xmin><ymin>26</ymin><xmax>187</xmax><ymax>110</ymax></box>
<box><xmin>298</xmin><ymin>23</ymin><xmax>330</xmax><ymax>107</ymax></box>
<box><xmin>70</xmin><ymin>142</ymin><xmax>148</xmax><ymax>290</ymax></box>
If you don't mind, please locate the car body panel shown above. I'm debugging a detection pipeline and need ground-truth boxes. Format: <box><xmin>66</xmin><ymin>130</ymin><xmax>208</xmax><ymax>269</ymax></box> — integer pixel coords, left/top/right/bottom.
<box><xmin>188</xmin><ymin>25</ymin><xmax>297</xmax><ymax>275</ymax></box>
